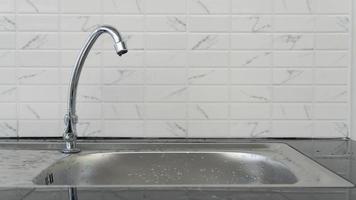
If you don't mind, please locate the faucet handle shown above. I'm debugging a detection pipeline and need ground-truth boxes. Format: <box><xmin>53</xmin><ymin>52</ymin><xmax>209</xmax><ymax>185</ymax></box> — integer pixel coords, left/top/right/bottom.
<box><xmin>64</xmin><ymin>113</ymin><xmax>78</xmax><ymax>126</ymax></box>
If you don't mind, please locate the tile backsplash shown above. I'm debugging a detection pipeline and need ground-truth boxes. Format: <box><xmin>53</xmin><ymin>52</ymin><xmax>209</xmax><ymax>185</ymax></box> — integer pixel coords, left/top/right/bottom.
<box><xmin>0</xmin><ymin>0</ymin><xmax>351</xmax><ymax>138</ymax></box>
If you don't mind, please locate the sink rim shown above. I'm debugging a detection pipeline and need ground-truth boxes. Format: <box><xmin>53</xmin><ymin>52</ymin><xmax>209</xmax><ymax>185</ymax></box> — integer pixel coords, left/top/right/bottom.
<box><xmin>31</xmin><ymin>143</ymin><xmax>354</xmax><ymax>188</ymax></box>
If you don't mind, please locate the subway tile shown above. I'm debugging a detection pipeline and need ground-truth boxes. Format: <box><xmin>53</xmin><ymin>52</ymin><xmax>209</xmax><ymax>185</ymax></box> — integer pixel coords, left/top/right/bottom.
<box><xmin>104</xmin><ymin>33</ymin><xmax>144</xmax><ymax>50</ymax></box>
<box><xmin>273</xmin><ymin>34</ymin><xmax>313</xmax><ymax>50</ymax></box>
<box><xmin>230</xmin><ymin>120</ymin><xmax>271</xmax><ymax>137</ymax></box>
<box><xmin>103</xmin><ymin>103</ymin><xmax>144</xmax><ymax>120</ymax></box>
<box><xmin>19</xmin><ymin>86</ymin><xmax>60</xmax><ymax>102</ymax></box>
<box><xmin>17</xmin><ymin>0</ymin><xmax>58</xmax><ymax>13</ymax></box>
<box><xmin>61</xmin><ymin>68</ymin><xmax>101</xmax><ymax>84</ymax></box>
<box><xmin>189</xmin><ymin>86</ymin><xmax>229</xmax><ymax>102</ymax></box>
<box><xmin>60</xmin><ymin>15</ymin><xmax>100</xmax><ymax>32</ymax></box>
<box><xmin>272</xmin><ymin>121</ymin><xmax>313</xmax><ymax>137</ymax></box>
<box><xmin>315</xmin><ymin>51</ymin><xmax>349</xmax><ymax>67</ymax></box>
<box><xmin>17</xmin><ymin>33</ymin><xmax>59</xmax><ymax>50</ymax></box>
<box><xmin>145</xmin><ymin>51</ymin><xmax>186</xmax><ymax>67</ymax></box>
<box><xmin>274</xmin><ymin>16</ymin><xmax>314</xmax><ymax>32</ymax></box>
<box><xmin>145</xmin><ymin>86</ymin><xmax>187</xmax><ymax>102</ymax></box>
<box><xmin>273</xmin><ymin>86</ymin><xmax>313</xmax><ymax>102</ymax></box>
<box><xmin>315</xmin><ymin>0</ymin><xmax>350</xmax><ymax>14</ymax></box>
<box><xmin>314</xmin><ymin>121</ymin><xmax>349</xmax><ymax>138</ymax></box>
<box><xmin>0</xmin><ymin>51</ymin><xmax>15</xmax><ymax>66</ymax></box>
<box><xmin>188</xmin><ymin>51</ymin><xmax>229</xmax><ymax>67</ymax></box>
<box><xmin>145</xmin><ymin>120</ymin><xmax>187</xmax><ymax>137</ymax></box>
<box><xmin>188</xmin><ymin>69</ymin><xmax>228</xmax><ymax>85</ymax></box>
<box><xmin>74</xmin><ymin>103</ymin><xmax>102</xmax><ymax>120</ymax></box>
<box><xmin>144</xmin><ymin>103</ymin><xmax>186</xmax><ymax>119</ymax></box>
<box><xmin>273</xmin><ymin>0</ymin><xmax>316</xmax><ymax>14</ymax></box>
<box><xmin>102</xmin><ymin>0</ymin><xmax>143</xmax><ymax>14</ymax></box>
<box><xmin>18</xmin><ymin>120</ymin><xmax>61</xmax><ymax>137</ymax></box>
<box><xmin>188</xmin><ymin>0</ymin><xmax>230</xmax><ymax>14</ymax></box>
<box><xmin>273</xmin><ymin>51</ymin><xmax>314</xmax><ymax>67</ymax></box>
<box><xmin>232</xmin><ymin>16</ymin><xmax>272</xmax><ymax>32</ymax></box>
<box><xmin>188</xmin><ymin>103</ymin><xmax>228</xmax><ymax>120</ymax></box>
<box><xmin>0</xmin><ymin>0</ymin><xmax>14</xmax><ymax>13</ymax></box>
<box><xmin>145</xmin><ymin>34</ymin><xmax>187</xmax><ymax>50</ymax></box>
<box><xmin>19</xmin><ymin>103</ymin><xmax>60</xmax><ymax>119</ymax></box>
<box><xmin>145</xmin><ymin>0</ymin><xmax>186</xmax><ymax>14</ymax></box>
<box><xmin>102</xmin><ymin>51</ymin><xmax>144</xmax><ymax>67</ymax></box>
<box><xmin>61</xmin><ymin>50</ymin><xmax>101</xmax><ymax>67</ymax></box>
<box><xmin>230</xmin><ymin>51</ymin><xmax>272</xmax><ymax>67</ymax></box>
<box><xmin>188</xmin><ymin>121</ymin><xmax>229</xmax><ymax>137</ymax></box>
<box><xmin>189</xmin><ymin>16</ymin><xmax>230</xmax><ymax>32</ymax></box>
<box><xmin>17</xmin><ymin>15</ymin><xmax>58</xmax><ymax>31</ymax></box>
<box><xmin>102</xmin><ymin>86</ymin><xmax>144</xmax><ymax>102</ymax></box>
<box><xmin>230</xmin><ymin>86</ymin><xmax>271</xmax><ymax>102</ymax></box>
<box><xmin>0</xmin><ymin>120</ymin><xmax>17</xmax><ymax>137</ymax></box>
<box><xmin>315</xmin><ymin>16</ymin><xmax>350</xmax><ymax>32</ymax></box>
<box><xmin>0</xmin><ymin>68</ymin><xmax>16</xmax><ymax>84</ymax></box>
<box><xmin>0</xmin><ymin>15</ymin><xmax>16</xmax><ymax>31</ymax></box>
<box><xmin>145</xmin><ymin>68</ymin><xmax>186</xmax><ymax>85</ymax></box>
<box><xmin>315</xmin><ymin>86</ymin><xmax>348</xmax><ymax>102</ymax></box>
<box><xmin>272</xmin><ymin>103</ymin><xmax>312</xmax><ymax>120</ymax></box>
<box><xmin>103</xmin><ymin>120</ymin><xmax>144</xmax><ymax>137</ymax></box>
<box><xmin>0</xmin><ymin>33</ymin><xmax>15</xmax><ymax>49</ymax></box>
<box><xmin>231</xmin><ymin>69</ymin><xmax>271</xmax><ymax>84</ymax></box>
<box><xmin>0</xmin><ymin>86</ymin><xmax>17</xmax><ymax>102</ymax></box>
<box><xmin>18</xmin><ymin>68</ymin><xmax>60</xmax><ymax>84</ymax></box>
<box><xmin>230</xmin><ymin>103</ymin><xmax>271</xmax><ymax>119</ymax></box>
<box><xmin>314</xmin><ymin>104</ymin><xmax>348</xmax><ymax>119</ymax></box>
<box><xmin>273</xmin><ymin>69</ymin><xmax>313</xmax><ymax>85</ymax></box>
<box><xmin>0</xmin><ymin>103</ymin><xmax>16</xmax><ymax>119</ymax></box>
<box><xmin>315</xmin><ymin>34</ymin><xmax>349</xmax><ymax>50</ymax></box>
<box><xmin>145</xmin><ymin>16</ymin><xmax>187</xmax><ymax>32</ymax></box>
<box><xmin>65</xmin><ymin>85</ymin><xmax>102</xmax><ymax>103</ymax></box>
<box><xmin>189</xmin><ymin>34</ymin><xmax>229</xmax><ymax>50</ymax></box>
<box><xmin>103</xmin><ymin>16</ymin><xmax>145</xmax><ymax>32</ymax></box>
<box><xmin>75</xmin><ymin>120</ymin><xmax>102</xmax><ymax>137</ymax></box>
<box><xmin>17</xmin><ymin>51</ymin><xmax>59</xmax><ymax>67</ymax></box>
<box><xmin>103</xmin><ymin>68</ymin><xmax>144</xmax><ymax>85</ymax></box>
<box><xmin>231</xmin><ymin>34</ymin><xmax>272</xmax><ymax>50</ymax></box>
<box><xmin>232</xmin><ymin>0</ymin><xmax>273</xmax><ymax>13</ymax></box>
<box><xmin>60</xmin><ymin>32</ymin><xmax>92</xmax><ymax>50</ymax></box>
<box><xmin>315</xmin><ymin>69</ymin><xmax>348</xmax><ymax>85</ymax></box>
<box><xmin>60</xmin><ymin>0</ymin><xmax>101</xmax><ymax>13</ymax></box>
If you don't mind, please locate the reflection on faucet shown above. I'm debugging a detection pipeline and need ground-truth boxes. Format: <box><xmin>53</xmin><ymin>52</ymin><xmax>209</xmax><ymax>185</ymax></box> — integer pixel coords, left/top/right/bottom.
<box><xmin>62</xmin><ymin>25</ymin><xmax>128</xmax><ymax>154</ymax></box>
<box><xmin>68</xmin><ymin>187</ymin><xmax>78</xmax><ymax>200</ymax></box>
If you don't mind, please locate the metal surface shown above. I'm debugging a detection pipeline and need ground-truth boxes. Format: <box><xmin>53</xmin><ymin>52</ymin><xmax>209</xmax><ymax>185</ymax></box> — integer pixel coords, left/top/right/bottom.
<box><xmin>63</xmin><ymin>25</ymin><xmax>127</xmax><ymax>154</ymax></box>
<box><xmin>33</xmin><ymin>143</ymin><xmax>353</xmax><ymax>188</ymax></box>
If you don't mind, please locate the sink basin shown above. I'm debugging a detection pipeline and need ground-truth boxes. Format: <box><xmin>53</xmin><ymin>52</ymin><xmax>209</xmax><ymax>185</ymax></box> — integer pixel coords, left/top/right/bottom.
<box><xmin>33</xmin><ymin>143</ymin><xmax>353</xmax><ymax>188</ymax></box>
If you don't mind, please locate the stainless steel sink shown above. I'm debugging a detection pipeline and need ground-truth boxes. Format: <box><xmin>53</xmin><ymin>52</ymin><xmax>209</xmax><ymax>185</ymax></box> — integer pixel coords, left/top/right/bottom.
<box><xmin>33</xmin><ymin>143</ymin><xmax>353</xmax><ymax>188</ymax></box>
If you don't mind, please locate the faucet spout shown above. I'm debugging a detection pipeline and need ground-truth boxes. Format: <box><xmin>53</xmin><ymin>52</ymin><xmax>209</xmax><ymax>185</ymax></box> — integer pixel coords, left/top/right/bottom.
<box><xmin>62</xmin><ymin>25</ymin><xmax>128</xmax><ymax>154</ymax></box>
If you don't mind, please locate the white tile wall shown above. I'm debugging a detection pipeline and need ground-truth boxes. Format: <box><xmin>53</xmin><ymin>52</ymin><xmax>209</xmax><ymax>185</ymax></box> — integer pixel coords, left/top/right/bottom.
<box><xmin>0</xmin><ymin>0</ymin><xmax>351</xmax><ymax>138</ymax></box>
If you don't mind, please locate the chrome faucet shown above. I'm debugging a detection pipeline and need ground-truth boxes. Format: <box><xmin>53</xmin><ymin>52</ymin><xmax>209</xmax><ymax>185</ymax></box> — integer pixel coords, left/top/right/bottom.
<box><xmin>62</xmin><ymin>25</ymin><xmax>128</xmax><ymax>154</ymax></box>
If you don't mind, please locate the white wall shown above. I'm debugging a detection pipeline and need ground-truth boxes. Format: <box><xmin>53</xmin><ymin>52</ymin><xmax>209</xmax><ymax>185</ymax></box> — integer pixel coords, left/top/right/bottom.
<box><xmin>0</xmin><ymin>0</ymin><xmax>351</xmax><ymax>138</ymax></box>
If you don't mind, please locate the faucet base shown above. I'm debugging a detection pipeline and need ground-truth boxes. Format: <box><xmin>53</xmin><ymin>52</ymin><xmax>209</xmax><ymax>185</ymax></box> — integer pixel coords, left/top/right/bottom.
<box><xmin>62</xmin><ymin>148</ymin><xmax>81</xmax><ymax>154</ymax></box>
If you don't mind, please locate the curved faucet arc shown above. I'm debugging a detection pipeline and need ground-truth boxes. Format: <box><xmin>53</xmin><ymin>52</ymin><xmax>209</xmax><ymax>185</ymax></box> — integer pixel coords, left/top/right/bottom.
<box><xmin>63</xmin><ymin>25</ymin><xmax>127</xmax><ymax>154</ymax></box>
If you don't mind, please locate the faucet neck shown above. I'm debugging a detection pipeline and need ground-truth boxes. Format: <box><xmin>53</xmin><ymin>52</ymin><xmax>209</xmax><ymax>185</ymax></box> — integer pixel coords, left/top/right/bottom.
<box><xmin>68</xmin><ymin>26</ymin><xmax>124</xmax><ymax>116</ymax></box>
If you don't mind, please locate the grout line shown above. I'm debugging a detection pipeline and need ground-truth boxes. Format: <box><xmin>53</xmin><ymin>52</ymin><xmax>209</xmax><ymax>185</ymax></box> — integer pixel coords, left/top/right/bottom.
<box><xmin>269</xmin><ymin>0</ymin><xmax>275</xmax><ymax>138</ymax></box>
<box><xmin>311</xmin><ymin>0</ymin><xmax>317</xmax><ymax>139</ymax></box>
<box><xmin>227</xmin><ymin>0</ymin><xmax>232</xmax><ymax>137</ymax></box>
<box><xmin>99</xmin><ymin>0</ymin><xmax>104</xmax><ymax>138</ymax></box>
<box><xmin>185</xmin><ymin>0</ymin><xmax>189</xmax><ymax>138</ymax></box>
<box><xmin>57</xmin><ymin>0</ymin><xmax>63</xmax><ymax>138</ymax></box>
<box><xmin>14</xmin><ymin>0</ymin><xmax>19</xmax><ymax>137</ymax></box>
<box><xmin>13</xmin><ymin>13</ymin><xmax>352</xmax><ymax>16</ymax></box>
<box><xmin>142</xmin><ymin>0</ymin><xmax>147</xmax><ymax>137</ymax></box>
